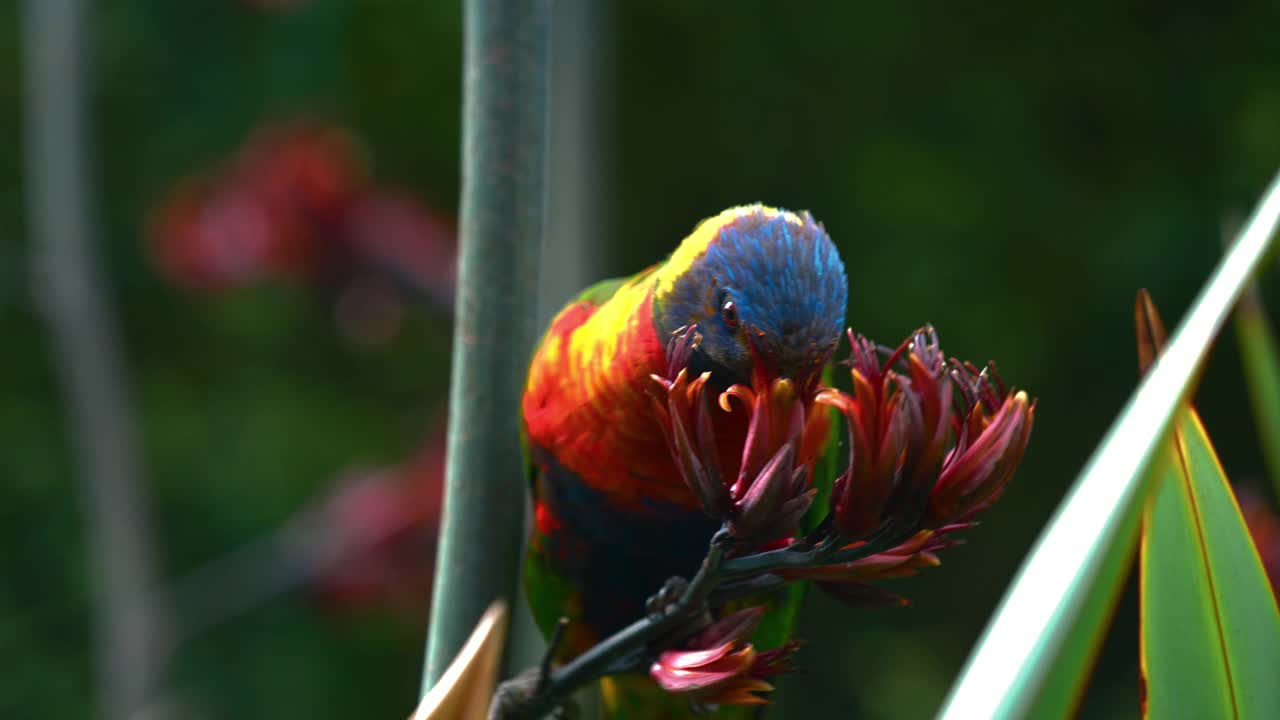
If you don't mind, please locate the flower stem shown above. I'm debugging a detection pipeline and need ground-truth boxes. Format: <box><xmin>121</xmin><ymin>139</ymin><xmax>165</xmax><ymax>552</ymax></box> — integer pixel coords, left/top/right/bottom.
<box><xmin>719</xmin><ymin>520</ymin><xmax>913</xmax><ymax>577</ymax></box>
<box><xmin>22</xmin><ymin>1</ymin><xmax>170</xmax><ymax>716</ymax></box>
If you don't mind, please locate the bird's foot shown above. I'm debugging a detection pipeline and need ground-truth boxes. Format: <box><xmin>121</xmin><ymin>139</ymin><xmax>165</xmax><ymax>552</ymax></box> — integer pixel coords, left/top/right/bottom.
<box><xmin>487</xmin><ymin>668</ymin><xmax>579</xmax><ymax>720</ymax></box>
<box><xmin>645</xmin><ymin>576</ymin><xmax>691</xmax><ymax>621</ymax></box>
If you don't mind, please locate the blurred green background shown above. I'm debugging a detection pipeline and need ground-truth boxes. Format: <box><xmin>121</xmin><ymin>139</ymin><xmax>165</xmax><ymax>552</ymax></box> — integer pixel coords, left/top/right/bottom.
<box><xmin>4</xmin><ymin>1</ymin><xmax>1280</xmax><ymax>718</ymax></box>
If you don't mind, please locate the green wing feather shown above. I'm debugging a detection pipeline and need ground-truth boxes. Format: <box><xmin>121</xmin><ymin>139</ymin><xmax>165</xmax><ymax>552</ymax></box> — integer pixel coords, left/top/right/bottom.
<box><xmin>575</xmin><ymin>275</ymin><xmax>634</xmax><ymax>307</ymax></box>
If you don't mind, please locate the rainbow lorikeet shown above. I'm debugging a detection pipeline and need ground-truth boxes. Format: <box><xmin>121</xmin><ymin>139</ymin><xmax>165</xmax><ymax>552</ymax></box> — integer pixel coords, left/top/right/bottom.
<box><xmin>521</xmin><ymin>204</ymin><xmax>848</xmax><ymax>717</ymax></box>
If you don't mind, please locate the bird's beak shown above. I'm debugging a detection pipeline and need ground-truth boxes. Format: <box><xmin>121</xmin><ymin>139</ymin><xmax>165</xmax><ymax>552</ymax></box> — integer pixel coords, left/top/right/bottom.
<box><xmin>745</xmin><ymin>332</ymin><xmax>826</xmax><ymax>395</ymax></box>
<box><xmin>751</xmin><ymin>353</ymin><xmax>821</xmax><ymax>398</ymax></box>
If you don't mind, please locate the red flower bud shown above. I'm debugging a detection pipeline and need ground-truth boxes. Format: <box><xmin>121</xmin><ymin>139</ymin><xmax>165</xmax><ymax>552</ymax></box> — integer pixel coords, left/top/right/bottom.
<box><xmin>649</xmin><ymin>607</ymin><xmax>799</xmax><ymax>707</ymax></box>
<box><xmin>818</xmin><ymin>327</ymin><xmax>1033</xmax><ymax>541</ymax></box>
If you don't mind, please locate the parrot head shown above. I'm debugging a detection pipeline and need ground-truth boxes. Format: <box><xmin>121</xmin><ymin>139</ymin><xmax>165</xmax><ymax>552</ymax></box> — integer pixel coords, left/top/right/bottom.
<box><xmin>653</xmin><ymin>204</ymin><xmax>848</xmax><ymax>388</ymax></box>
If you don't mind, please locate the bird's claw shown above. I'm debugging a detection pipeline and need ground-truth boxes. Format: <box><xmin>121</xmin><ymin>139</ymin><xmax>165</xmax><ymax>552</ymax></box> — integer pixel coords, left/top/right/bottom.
<box><xmin>645</xmin><ymin>576</ymin><xmax>690</xmax><ymax>621</ymax></box>
<box><xmin>487</xmin><ymin>668</ymin><xmax>579</xmax><ymax>720</ymax></box>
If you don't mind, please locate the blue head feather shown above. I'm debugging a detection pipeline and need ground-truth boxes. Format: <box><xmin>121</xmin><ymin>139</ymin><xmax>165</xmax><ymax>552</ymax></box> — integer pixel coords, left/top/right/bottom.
<box><xmin>655</xmin><ymin>205</ymin><xmax>848</xmax><ymax>385</ymax></box>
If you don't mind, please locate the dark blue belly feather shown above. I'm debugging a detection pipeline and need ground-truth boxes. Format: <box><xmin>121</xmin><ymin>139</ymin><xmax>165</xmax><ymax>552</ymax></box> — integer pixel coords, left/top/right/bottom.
<box><xmin>529</xmin><ymin>443</ymin><xmax>719</xmax><ymax>637</ymax></box>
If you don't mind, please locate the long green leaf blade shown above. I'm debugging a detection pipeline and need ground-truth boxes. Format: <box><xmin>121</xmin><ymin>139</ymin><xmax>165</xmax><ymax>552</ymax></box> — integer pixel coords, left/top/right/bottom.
<box><xmin>1141</xmin><ymin>410</ymin><xmax>1280</xmax><ymax>718</ymax></box>
<box><xmin>938</xmin><ymin>170</ymin><xmax>1280</xmax><ymax>720</ymax></box>
<box><xmin>1233</xmin><ymin>286</ymin><xmax>1280</xmax><ymax>499</ymax></box>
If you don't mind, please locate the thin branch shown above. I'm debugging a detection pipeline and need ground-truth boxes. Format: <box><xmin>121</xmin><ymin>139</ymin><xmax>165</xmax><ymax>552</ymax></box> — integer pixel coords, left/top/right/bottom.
<box><xmin>20</xmin><ymin>1</ymin><xmax>169</xmax><ymax>717</ymax></box>
<box><xmin>718</xmin><ymin>520</ymin><xmax>913</xmax><ymax>577</ymax></box>
<box><xmin>491</xmin><ymin>520</ymin><xmax>923</xmax><ymax>718</ymax></box>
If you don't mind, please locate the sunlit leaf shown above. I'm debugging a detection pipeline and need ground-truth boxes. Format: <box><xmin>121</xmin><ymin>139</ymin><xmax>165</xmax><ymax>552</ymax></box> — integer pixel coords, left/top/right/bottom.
<box><xmin>1141</xmin><ymin>413</ymin><xmax>1280</xmax><ymax>717</ymax></box>
<box><xmin>1138</xmin><ymin>294</ymin><xmax>1280</xmax><ymax>719</ymax></box>
<box><xmin>1233</xmin><ymin>284</ymin><xmax>1280</xmax><ymax>499</ymax></box>
<box><xmin>938</xmin><ymin>171</ymin><xmax>1280</xmax><ymax>720</ymax></box>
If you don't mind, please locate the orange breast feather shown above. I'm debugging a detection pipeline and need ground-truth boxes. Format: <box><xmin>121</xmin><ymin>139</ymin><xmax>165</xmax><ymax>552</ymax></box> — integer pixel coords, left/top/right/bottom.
<box><xmin>521</xmin><ymin>282</ymin><xmax>681</xmax><ymax>507</ymax></box>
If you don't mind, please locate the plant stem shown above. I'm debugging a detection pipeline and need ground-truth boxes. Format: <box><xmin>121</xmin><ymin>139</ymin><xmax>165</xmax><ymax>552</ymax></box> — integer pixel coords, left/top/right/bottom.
<box><xmin>709</xmin><ymin>574</ymin><xmax>787</xmax><ymax>606</ymax></box>
<box><xmin>21</xmin><ymin>2</ymin><xmax>170</xmax><ymax>718</ymax></box>
<box><xmin>422</xmin><ymin>0</ymin><xmax>552</xmax><ymax>695</ymax></box>
<box><xmin>1236</xmin><ymin>283</ymin><xmax>1280</xmax><ymax>501</ymax></box>
<box><xmin>719</xmin><ymin>521</ymin><xmax>910</xmax><ymax>577</ymax></box>
<box><xmin>22</xmin><ymin>1</ymin><xmax>171</xmax><ymax>712</ymax></box>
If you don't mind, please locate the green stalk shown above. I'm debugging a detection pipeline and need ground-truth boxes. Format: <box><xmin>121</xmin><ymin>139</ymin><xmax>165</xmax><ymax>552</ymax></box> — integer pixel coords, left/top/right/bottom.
<box><xmin>21</xmin><ymin>1</ymin><xmax>169</xmax><ymax>717</ymax></box>
<box><xmin>1234</xmin><ymin>284</ymin><xmax>1280</xmax><ymax>500</ymax></box>
<box><xmin>422</xmin><ymin>0</ymin><xmax>552</xmax><ymax>695</ymax></box>
<box><xmin>938</xmin><ymin>169</ymin><xmax>1280</xmax><ymax>719</ymax></box>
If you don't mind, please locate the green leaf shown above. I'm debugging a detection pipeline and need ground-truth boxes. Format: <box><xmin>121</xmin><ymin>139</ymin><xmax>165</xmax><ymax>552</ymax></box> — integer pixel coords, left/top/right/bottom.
<box><xmin>937</xmin><ymin>170</ymin><xmax>1280</xmax><ymax>720</ymax></box>
<box><xmin>1140</xmin><ymin>293</ymin><xmax>1280</xmax><ymax>717</ymax></box>
<box><xmin>1233</xmin><ymin>286</ymin><xmax>1280</xmax><ymax>499</ymax></box>
<box><xmin>1141</xmin><ymin>409</ymin><xmax>1280</xmax><ymax>718</ymax></box>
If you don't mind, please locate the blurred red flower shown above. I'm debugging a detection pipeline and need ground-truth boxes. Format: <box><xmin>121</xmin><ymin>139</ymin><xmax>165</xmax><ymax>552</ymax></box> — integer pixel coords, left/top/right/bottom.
<box><xmin>147</xmin><ymin>122</ymin><xmax>456</xmax><ymax>343</ymax></box>
<box><xmin>149</xmin><ymin>124</ymin><xmax>365</xmax><ymax>289</ymax></box>
<box><xmin>310</xmin><ymin>428</ymin><xmax>446</xmax><ymax>615</ymax></box>
<box><xmin>649</xmin><ymin>606</ymin><xmax>798</xmax><ymax>707</ymax></box>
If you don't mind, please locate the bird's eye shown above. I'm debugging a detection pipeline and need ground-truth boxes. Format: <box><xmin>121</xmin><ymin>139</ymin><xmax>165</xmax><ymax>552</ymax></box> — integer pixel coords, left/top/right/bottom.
<box><xmin>721</xmin><ymin>299</ymin><xmax>739</xmax><ymax>328</ymax></box>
